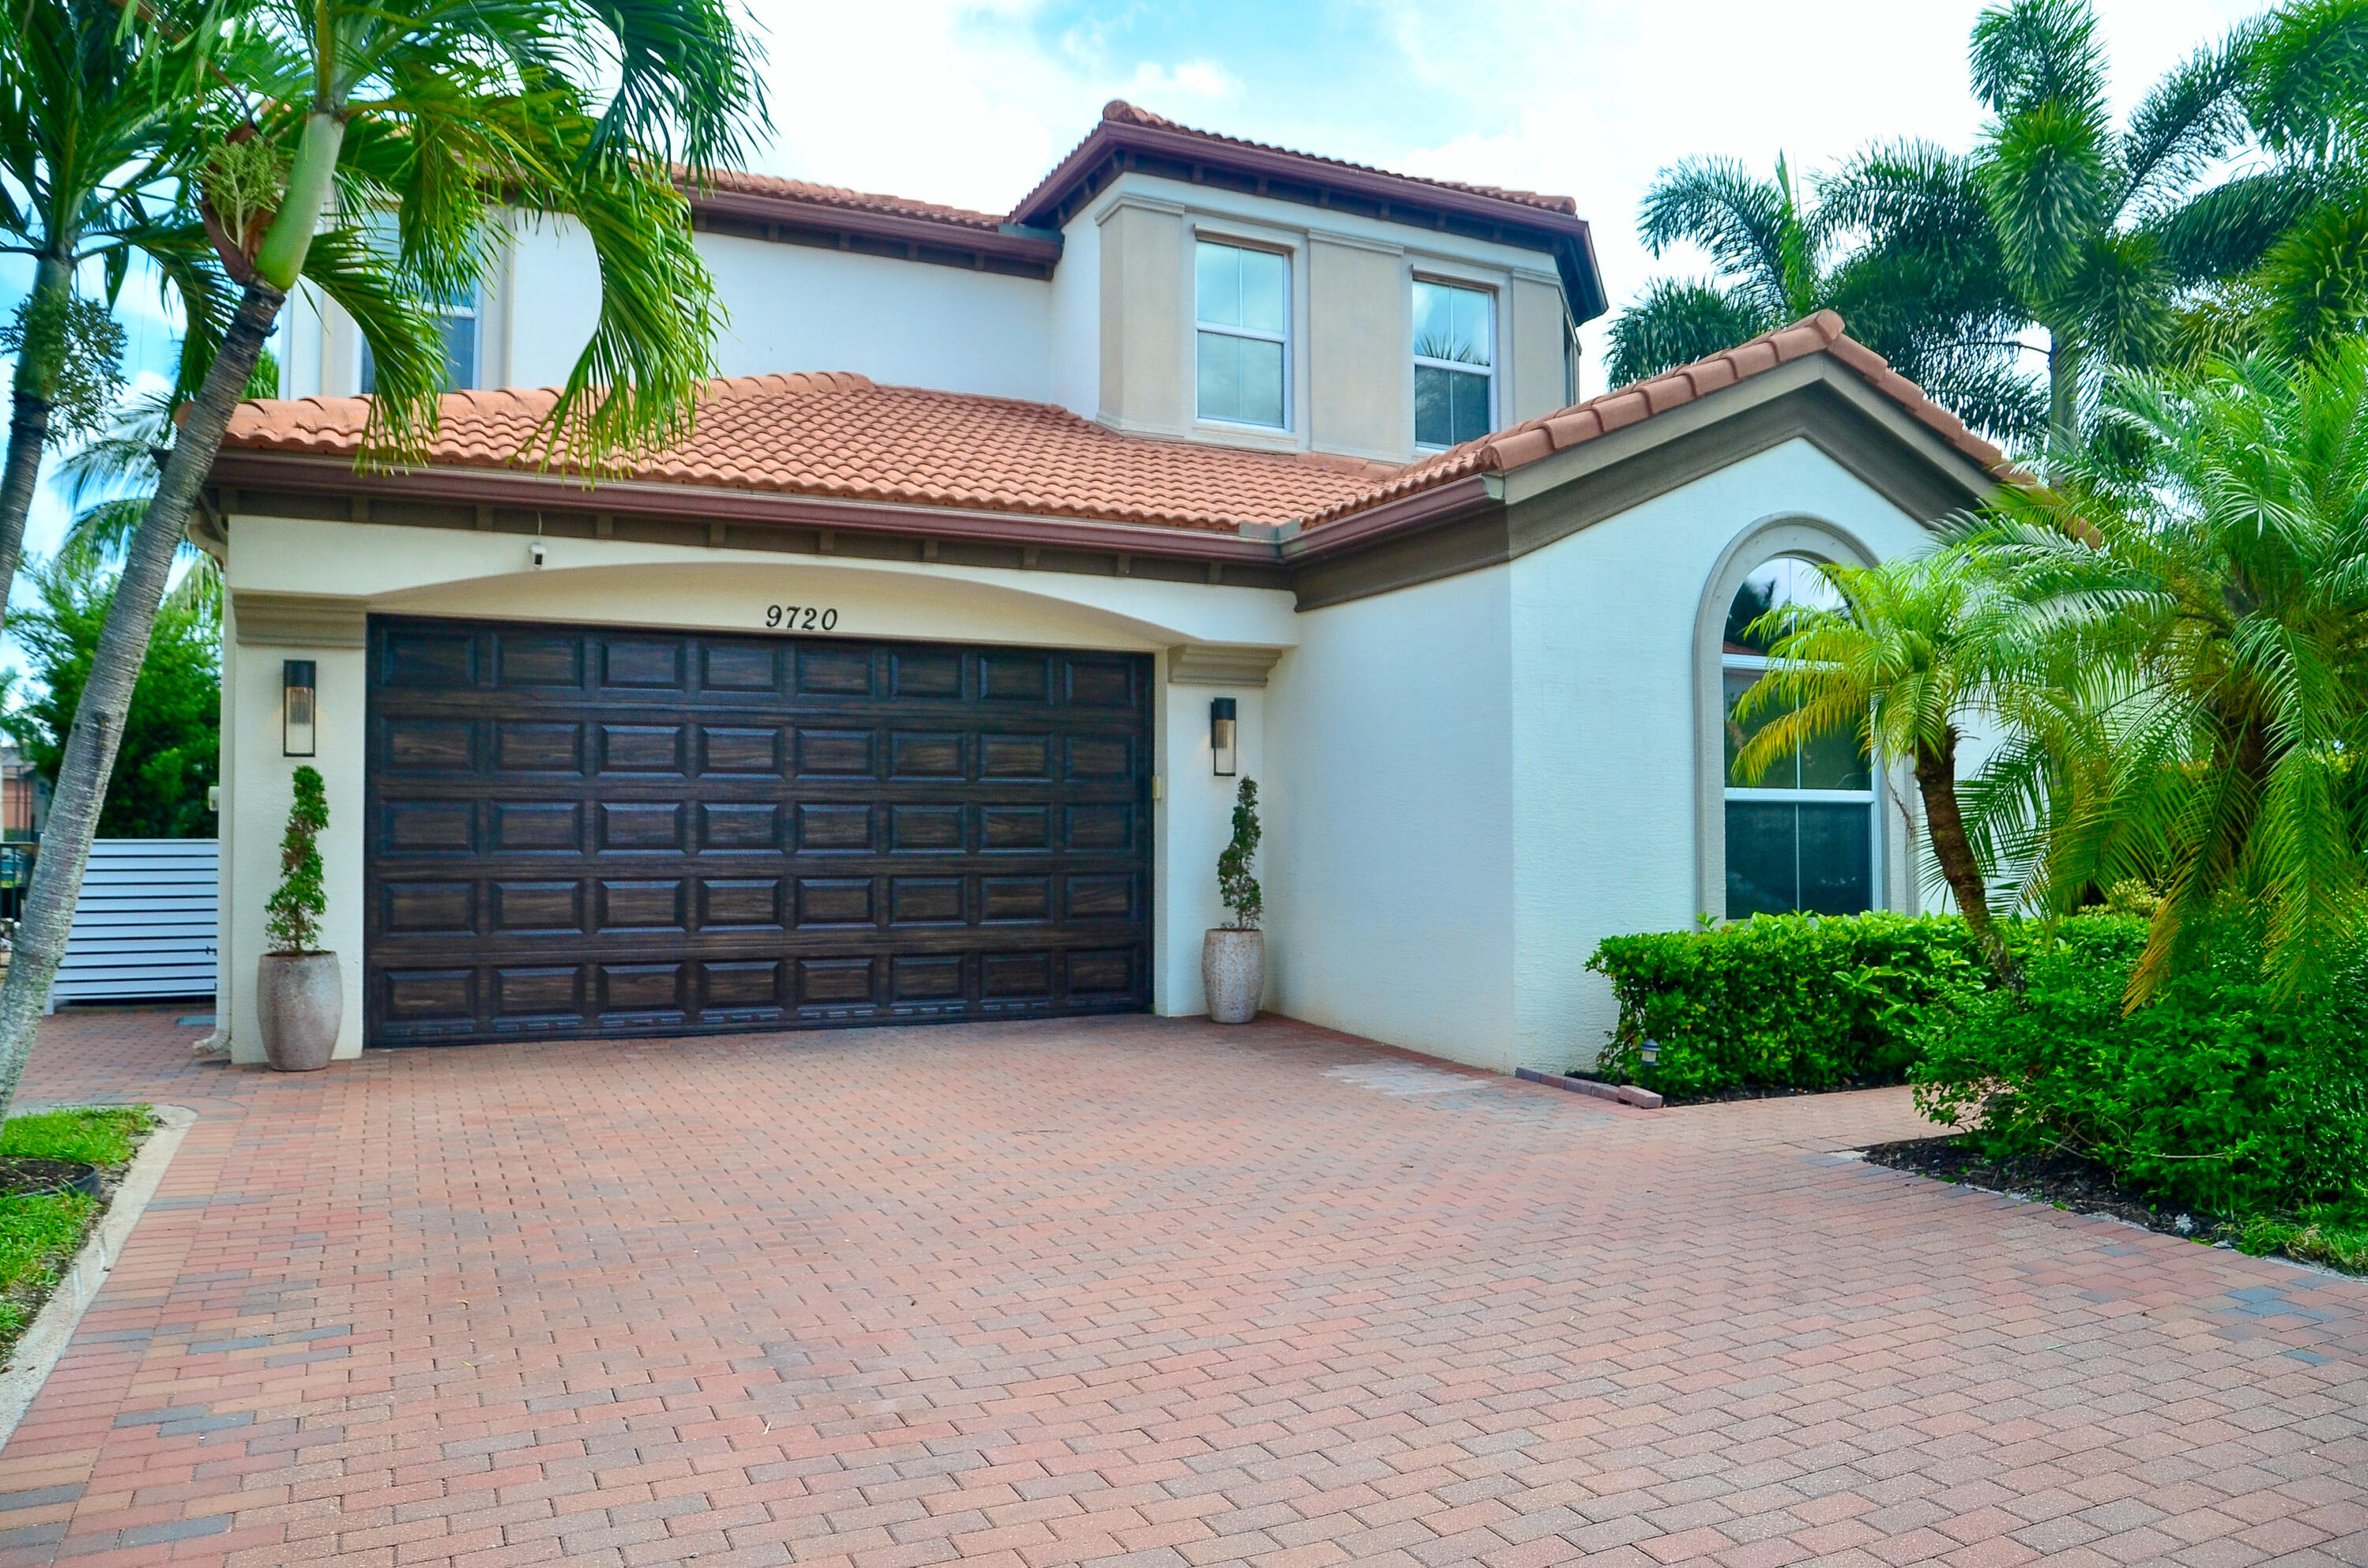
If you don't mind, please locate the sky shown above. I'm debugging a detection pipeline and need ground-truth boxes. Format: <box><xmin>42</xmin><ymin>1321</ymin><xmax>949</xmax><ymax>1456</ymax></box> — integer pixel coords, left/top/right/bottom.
<box><xmin>738</xmin><ymin>0</ymin><xmax>2270</xmax><ymax>393</ymax></box>
<box><xmin>0</xmin><ymin>0</ymin><xmax>2276</xmax><ymax>586</ymax></box>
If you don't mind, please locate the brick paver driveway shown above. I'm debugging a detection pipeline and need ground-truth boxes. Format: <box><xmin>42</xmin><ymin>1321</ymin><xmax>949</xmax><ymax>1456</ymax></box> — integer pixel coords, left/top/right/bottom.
<box><xmin>0</xmin><ymin>1010</ymin><xmax>2363</xmax><ymax>1568</ymax></box>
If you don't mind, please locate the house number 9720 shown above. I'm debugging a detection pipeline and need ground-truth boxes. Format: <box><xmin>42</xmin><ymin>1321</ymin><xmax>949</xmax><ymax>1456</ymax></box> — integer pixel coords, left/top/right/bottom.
<box><xmin>766</xmin><ymin>604</ymin><xmax>839</xmax><ymax>631</ymax></box>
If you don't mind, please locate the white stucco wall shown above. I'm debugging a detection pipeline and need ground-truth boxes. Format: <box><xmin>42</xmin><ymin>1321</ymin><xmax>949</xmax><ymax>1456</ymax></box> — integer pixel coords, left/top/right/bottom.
<box><xmin>1505</xmin><ymin>438</ymin><xmax>1943</xmax><ymax>1072</ymax></box>
<box><xmin>503</xmin><ymin>219</ymin><xmax>1055</xmax><ymax>400</ymax></box>
<box><xmin>1262</xmin><ymin>566</ymin><xmax>1518</xmax><ymax>1069</ymax></box>
<box><xmin>214</xmin><ymin>514</ymin><xmax>1295</xmax><ymax>1061</ymax></box>
<box><xmin>1156</xmin><ymin>680</ymin><xmax>1266</xmax><ymax>1016</ymax></box>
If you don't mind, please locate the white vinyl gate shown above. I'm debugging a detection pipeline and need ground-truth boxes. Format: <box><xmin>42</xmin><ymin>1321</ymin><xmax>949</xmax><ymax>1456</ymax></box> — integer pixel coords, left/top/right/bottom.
<box><xmin>49</xmin><ymin>839</ymin><xmax>218</xmax><ymax>1005</ymax></box>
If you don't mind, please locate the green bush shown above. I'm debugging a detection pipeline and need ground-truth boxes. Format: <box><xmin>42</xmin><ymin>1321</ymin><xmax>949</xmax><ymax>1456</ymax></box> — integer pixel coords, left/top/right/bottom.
<box><xmin>1587</xmin><ymin>912</ymin><xmax>1995</xmax><ymax>1098</ymax></box>
<box><xmin>1913</xmin><ymin>922</ymin><xmax>2368</xmax><ymax>1218</ymax></box>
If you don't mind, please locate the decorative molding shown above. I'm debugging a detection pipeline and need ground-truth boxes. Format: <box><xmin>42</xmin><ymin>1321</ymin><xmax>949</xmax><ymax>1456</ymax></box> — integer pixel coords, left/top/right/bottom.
<box><xmin>230</xmin><ymin>591</ymin><xmax>369</xmax><ymax>648</ymax></box>
<box><xmin>1095</xmin><ymin>190</ymin><xmax>1189</xmax><ymax>226</ymax></box>
<box><xmin>1167</xmin><ymin>644</ymin><xmax>1287</xmax><ymax>687</ymax></box>
<box><xmin>1306</xmin><ymin>228</ymin><xmax>1407</xmax><ymax>257</ymax></box>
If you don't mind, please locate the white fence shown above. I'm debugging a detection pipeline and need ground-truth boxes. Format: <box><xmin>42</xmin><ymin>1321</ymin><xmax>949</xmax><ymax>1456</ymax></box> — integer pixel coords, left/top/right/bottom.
<box><xmin>50</xmin><ymin>840</ymin><xmax>218</xmax><ymax>1005</ymax></box>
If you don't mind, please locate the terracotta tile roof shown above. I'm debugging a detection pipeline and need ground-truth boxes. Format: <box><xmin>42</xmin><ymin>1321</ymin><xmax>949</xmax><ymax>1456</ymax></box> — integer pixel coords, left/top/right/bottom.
<box><xmin>220</xmin><ymin>372</ymin><xmax>1396</xmax><ymax>533</ymax></box>
<box><xmin>1296</xmin><ymin>311</ymin><xmax>2015</xmax><ymax>529</ymax></box>
<box><xmin>218</xmin><ymin>313</ymin><xmax>2008</xmax><ymax>537</ymax></box>
<box><xmin>695</xmin><ymin>168</ymin><xmax>1007</xmax><ymax>232</ymax></box>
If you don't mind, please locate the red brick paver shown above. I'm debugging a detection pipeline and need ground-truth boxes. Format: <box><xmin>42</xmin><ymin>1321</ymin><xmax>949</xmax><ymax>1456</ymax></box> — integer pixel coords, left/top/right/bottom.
<box><xmin>0</xmin><ymin>1009</ymin><xmax>2362</xmax><ymax>1568</ymax></box>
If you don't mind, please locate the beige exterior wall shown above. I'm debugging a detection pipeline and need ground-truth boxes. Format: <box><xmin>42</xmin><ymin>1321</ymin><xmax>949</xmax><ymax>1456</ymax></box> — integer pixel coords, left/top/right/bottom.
<box><xmin>1307</xmin><ymin>237</ymin><xmax>1411</xmax><ymax>461</ymax></box>
<box><xmin>212</xmin><ymin>515</ymin><xmax>1297</xmax><ymax>1063</ymax></box>
<box><xmin>1508</xmin><ymin>271</ymin><xmax>1572</xmax><ymax>425</ymax></box>
<box><xmin>1096</xmin><ymin>199</ymin><xmax>1188</xmax><ymax>436</ymax></box>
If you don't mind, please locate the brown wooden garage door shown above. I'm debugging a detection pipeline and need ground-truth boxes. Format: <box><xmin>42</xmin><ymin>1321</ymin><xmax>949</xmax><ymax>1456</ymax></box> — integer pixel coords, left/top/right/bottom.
<box><xmin>365</xmin><ymin>616</ymin><xmax>1153</xmax><ymax>1045</ymax></box>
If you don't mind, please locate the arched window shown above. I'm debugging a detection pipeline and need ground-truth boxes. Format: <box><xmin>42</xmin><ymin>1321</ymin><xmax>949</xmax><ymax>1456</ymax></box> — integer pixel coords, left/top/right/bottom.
<box><xmin>1720</xmin><ymin>556</ymin><xmax>1875</xmax><ymax>918</ymax></box>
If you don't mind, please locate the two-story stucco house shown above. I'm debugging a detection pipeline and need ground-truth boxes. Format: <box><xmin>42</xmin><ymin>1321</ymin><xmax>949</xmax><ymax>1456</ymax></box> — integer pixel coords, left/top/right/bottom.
<box><xmin>200</xmin><ymin>101</ymin><xmax>2007</xmax><ymax>1074</ymax></box>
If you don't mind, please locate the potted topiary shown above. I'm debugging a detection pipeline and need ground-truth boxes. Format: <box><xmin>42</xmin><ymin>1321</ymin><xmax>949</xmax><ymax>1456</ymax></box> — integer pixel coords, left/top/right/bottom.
<box><xmin>257</xmin><ymin>765</ymin><xmax>339</xmax><ymax>1071</ymax></box>
<box><xmin>1202</xmin><ymin>777</ymin><xmax>1263</xmax><ymax>1024</ymax></box>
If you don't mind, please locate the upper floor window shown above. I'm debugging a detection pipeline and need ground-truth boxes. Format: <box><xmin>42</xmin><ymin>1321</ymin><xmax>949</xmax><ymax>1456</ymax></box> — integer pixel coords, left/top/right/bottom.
<box><xmin>1413</xmin><ymin>279</ymin><xmax>1493</xmax><ymax>449</ymax></box>
<box><xmin>1722</xmin><ymin>556</ymin><xmax>1874</xmax><ymax>918</ymax></box>
<box><xmin>359</xmin><ymin>215</ymin><xmax>481</xmax><ymax>394</ymax></box>
<box><xmin>1196</xmin><ymin>241</ymin><xmax>1287</xmax><ymax>428</ymax></box>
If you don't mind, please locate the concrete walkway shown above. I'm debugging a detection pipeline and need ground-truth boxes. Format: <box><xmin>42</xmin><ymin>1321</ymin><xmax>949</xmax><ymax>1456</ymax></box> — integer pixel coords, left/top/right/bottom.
<box><xmin>0</xmin><ymin>1008</ymin><xmax>2361</xmax><ymax>1568</ymax></box>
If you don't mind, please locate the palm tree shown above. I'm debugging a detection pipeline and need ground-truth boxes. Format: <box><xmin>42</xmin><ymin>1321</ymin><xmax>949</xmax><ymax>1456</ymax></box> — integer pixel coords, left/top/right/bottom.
<box><xmin>1605</xmin><ymin>155</ymin><xmax>1823</xmax><ymax>387</ymax></box>
<box><xmin>0</xmin><ymin>0</ymin><xmax>770</xmax><ymax>1117</ymax></box>
<box><xmin>1727</xmin><ymin>550</ymin><xmax>2027</xmax><ymax>982</ymax></box>
<box><xmin>0</xmin><ymin>0</ymin><xmax>233</xmax><ymax>629</ymax></box>
<box><xmin>1967</xmin><ymin>343</ymin><xmax>2368</xmax><ymax>1005</ymax></box>
<box><xmin>51</xmin><ymin>353</ymin><xmax>280</xmax><ymax>616</ymax></box>
<box><xmin>1606</xmin><ymin>155</ymin><xmax>2041</xmax><ymax>443</ymax></box>
<box><xmin>2194</xmin><ymin>0</ymin><xmax>2368</xmax><ymax>358</ymax></box>
<box><xmin>1611</xmin><ymin>0</ymin><xmax>2363</xmax><ymax>461</ymax></box>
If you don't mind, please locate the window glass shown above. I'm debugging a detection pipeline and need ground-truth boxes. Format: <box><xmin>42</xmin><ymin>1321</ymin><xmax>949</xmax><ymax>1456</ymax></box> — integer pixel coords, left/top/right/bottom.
<box><xmin>1196</xmin><ymin>241</ymin><xmax>1287</xmax><ymax>427</ymax></box>
<box><xmin>1413</xmin><ymin>280</ymin><xmax>1493</xmax><ymax>448</ymax></box>
<box><xmin>1724</xmin><ymin>556</ymin><xmax>1840</xmax><ymax>654</ymax></box>
<box><xmin>1725</xmin><ymin>802</ymin><xmax>1873</xmax><ymax>918</ymax></box>
<box><xmin>1196</xmin><ymin>332</ymin><xmax>1285</xmax><ymax>428</ymax></box>
<box><xmin>1412</xmin><ymin>280</ymin><xmax>1493</xmax><ymax>366</ymax></box>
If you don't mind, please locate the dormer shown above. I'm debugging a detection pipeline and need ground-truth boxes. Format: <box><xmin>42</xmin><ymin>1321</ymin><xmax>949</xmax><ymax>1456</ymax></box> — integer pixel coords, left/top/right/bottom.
<box><xmin>1025</xmin><ymin>103</ymin><xmax>1606</xmax><ymax>464</ymax></box>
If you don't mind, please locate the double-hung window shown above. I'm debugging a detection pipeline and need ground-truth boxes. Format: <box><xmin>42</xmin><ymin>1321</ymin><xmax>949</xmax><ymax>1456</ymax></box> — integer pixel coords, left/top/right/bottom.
<box><xmin>1722</xmin><ymin>556</ymin><xmax>1875</xmax><ymax>917</ymax></box>
<box><xmin>1413</xmin><ymin>279</ymin><xmax>1494</xmax><ymax>449</ymax></box>
<box><xmin>358</xmin><ymin>215</ymin><xmax>481</xmax><ymax>395</ymax></box>
<box><xmin>1195</xmin><ymin>241</ymin><xmax>1287</xmax><ymax>428</ymax></box>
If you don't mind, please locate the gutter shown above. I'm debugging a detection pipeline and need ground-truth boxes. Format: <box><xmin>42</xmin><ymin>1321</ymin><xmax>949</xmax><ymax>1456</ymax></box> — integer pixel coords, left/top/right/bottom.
<box><xmin>1278</xmin><ymin>473</ymin><xmax>1503</xmax><ymax>563</ymax></box>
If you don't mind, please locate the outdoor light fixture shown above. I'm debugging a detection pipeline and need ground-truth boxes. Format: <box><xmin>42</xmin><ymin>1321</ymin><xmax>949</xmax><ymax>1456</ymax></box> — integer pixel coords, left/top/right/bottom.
<box><xmin>283</xmin><ymin>659</ymin><xmax>317</xmax><ymax>758</ymax></box>
<box><xmin>1209</xmin><ymin>698</ymin><xmax>1238</xmax><ymax>777</ymax></box>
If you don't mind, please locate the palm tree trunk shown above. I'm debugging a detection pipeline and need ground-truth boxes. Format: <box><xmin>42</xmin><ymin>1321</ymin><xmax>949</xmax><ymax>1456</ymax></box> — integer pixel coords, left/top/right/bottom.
<box><xmin>0</xmin><ymin>255</ymin><xmax>76</xmax><ymax>634</ymax></box>
<box><xmin>2045</xmin><ymin>331</ymin><xmax>2082</xmax><ymax>471</ymax></box>
<box><xmin>1913</xmin><ymin>731</ymin><xmax>2019</xmax><ymax>986</ymax></box>
<box><xmin>0</xmin><ymin>278</ymin><xmax>286</xmax><ymax>1120</ymax></box>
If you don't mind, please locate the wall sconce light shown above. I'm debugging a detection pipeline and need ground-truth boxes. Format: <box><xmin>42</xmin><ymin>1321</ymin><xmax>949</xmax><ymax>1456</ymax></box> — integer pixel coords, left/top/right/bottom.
<box><xmin>1209</xmin><ymin>697</ymin><xmax>1237</xmax><ymax>777</ymax></box>
<box><xmin>283</xmin><ymin>660</ymin><xmax>317</xmax><ymax>758</ymax></box>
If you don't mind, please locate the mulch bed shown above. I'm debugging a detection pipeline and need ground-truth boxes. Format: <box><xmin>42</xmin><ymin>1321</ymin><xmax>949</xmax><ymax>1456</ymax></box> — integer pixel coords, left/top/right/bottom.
<box><xmin>1863</xmin><ymin>1135</ymin><xmax>2224</xmax><ymax>1240</ymax></box>
<box><xmin>1564</xmin><ymin>1072</ymin><xmax>1905</xmax><ymax>1106</ymax></box>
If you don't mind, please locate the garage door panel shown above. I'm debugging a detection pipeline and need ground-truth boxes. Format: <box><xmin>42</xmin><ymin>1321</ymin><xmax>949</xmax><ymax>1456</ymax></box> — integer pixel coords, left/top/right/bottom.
<box><xmin>493</xmin><ymin>633</ymin><xmax>583</xmax><ymax>687</ymax></box>
<box><xmin>796</xmin><ymin>645</ymin><xmax>872</xmax><ymax>695</ymax></box>
<box><xmin>495</xmin><ymin>722</ymin><xmax>583</xmax><ymax>773</ymax></box>
<box><xmin>601</xmin><ymin>638</ymin><xmax>684</xmax><ymax>688</ymax></box>
<box><xmin>367</xmin><ymin>618</ymin><xmax>1152</xmax><ymax>1044</ymax></box>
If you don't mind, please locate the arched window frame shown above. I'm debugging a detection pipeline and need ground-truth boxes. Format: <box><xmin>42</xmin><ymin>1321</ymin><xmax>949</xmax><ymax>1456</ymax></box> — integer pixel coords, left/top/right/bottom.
<box><xmin>1691</xmin><ymin>515</ymin><xmax>1916</xmax><ymax>920</ymax></box>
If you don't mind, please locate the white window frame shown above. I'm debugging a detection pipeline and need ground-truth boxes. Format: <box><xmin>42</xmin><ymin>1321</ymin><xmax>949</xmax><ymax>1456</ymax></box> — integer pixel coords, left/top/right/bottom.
<box><xmin>1194</xmin><ymin>238</ymin><xmax>1291</xmax><ymax>432</ymax></box>
<box><xmin>1718</xmin><ymin>571</ymin><xmax>1879</xmax><ymax>917</ymax></box>
<box><xmin>1411</xmin><ymin>275</ymin><xmax>1497</xmax><ymax>453</ymax></box>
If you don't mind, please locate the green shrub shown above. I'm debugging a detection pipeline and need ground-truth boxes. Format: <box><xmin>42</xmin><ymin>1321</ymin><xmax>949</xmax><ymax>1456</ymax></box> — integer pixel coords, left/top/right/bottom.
<box><xmin>1913</xmin><ymin>922</ymin><xmax>2368</xmax><ymax>1218</ymax></box>
<box><xmin>1587</xmin><ymin>912</ymin><xmax>1994</xmax><ymax>1098</ymax></box>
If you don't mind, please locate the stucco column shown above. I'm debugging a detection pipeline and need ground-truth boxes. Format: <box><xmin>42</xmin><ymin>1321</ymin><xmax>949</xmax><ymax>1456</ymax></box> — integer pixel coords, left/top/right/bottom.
<box><xmin>227</xmin><ymin>595</ymin><xmax>367</xmax><ymax>1063</ymax></box>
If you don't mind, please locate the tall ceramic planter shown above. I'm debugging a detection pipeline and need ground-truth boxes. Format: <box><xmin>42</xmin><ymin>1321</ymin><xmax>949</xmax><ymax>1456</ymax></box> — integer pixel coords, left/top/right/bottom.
<box><xmin>1202</xmin><ymin>929</ymin><xmax>1264</xmax><ymax>1024</ymax></box>
<box><xmin>257</xmin><ymin>952</ymin><xmax>341</xmax><ymax>1072</ymax></box>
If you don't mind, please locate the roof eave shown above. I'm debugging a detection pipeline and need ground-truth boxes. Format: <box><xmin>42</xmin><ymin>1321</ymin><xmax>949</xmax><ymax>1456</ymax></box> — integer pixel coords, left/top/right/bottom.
<box><xmin>1012</xmin><ymin>120</ymin><xmax>1605</xmax><ymax>322</ymax></box>
<box><xmin>207</xmin><ymin>451</ymin><xmax>1287</xmax><ymax>563</ymax></box>
<box><xmin>687</xmin><ymin>187</ymin><xmax>1064</xmax><ymax>274</ymax></box>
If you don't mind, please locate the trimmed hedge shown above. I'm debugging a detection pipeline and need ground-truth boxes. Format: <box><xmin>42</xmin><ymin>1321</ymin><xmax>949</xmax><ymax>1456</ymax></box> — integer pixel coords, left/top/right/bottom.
<box><xmin>1587</xmin><ymin>912</ymin><xmax>1996</xmax><ymax>1099</ymax></box>
<box><xmin>1914</xmin><ymin>923</ymin><xmax>2368</xmax><ymax>1218</ymax></box>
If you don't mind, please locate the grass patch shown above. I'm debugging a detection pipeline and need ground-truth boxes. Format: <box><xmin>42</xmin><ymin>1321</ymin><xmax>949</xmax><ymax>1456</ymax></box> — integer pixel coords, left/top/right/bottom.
<box><xmin>0</xmin><ymin>1106</ymin><xmax>146</xmax><ymax>1169</ymax></box>
<box><xmin>0</xmin><ymin>1106</ymin><xmax>151</xmax><ymax>1366</ymax></box>
<box><xmin>2233</xmin><ymin>1211</ymin><xmax>2368</xmax><ymax>1274</ymax></box>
